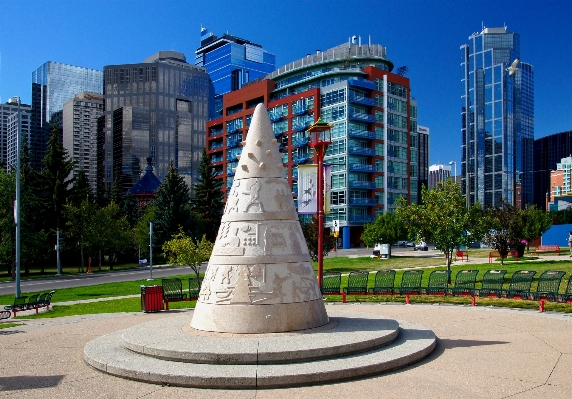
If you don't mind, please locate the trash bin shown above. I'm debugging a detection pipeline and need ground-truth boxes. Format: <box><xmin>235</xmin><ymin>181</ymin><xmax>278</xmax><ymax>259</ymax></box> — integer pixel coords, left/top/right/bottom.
<box><xmin>380</xmin><ymin>244</ymin><xmax>391</xmax><ymax>259</ymax></box>
<box><xmin>141</xmin><ymin>285</ymin><xmax>164</xmax><ymax>312</ymax></box>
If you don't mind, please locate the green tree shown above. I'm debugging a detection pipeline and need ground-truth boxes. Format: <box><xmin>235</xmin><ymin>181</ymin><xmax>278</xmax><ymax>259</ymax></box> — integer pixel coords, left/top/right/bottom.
<box><xmin>396</xmin><ymin>179</ymin><xmax>484</xmax><ymax>280</ymax></box>
<box><xmin>361</xmin><ymin>212</ymin><xmax>408</xmax><ymax>247</ymax></box>
<box><xmin>191</xmin><ymin>148</ymin><xmax>225</xmax><ymax>241</ymax></box>
<box><xmin>133</xmin><ymin>205</ymin><xmax>156</xmax><ymax>260</ymax></box>
<box><xmin>0</xmin><ymin>169</ymin><xmax>15</xmax><ymax>277</ymax></box>
<box><xmin>521</xmin><ymin>205</ymin><xmax>553</xmax><ymax>252</ymax></box>
<box><xmin>90</xmin><ymin>202</ymin><xmax>131</xmax><ymax>270</ymax></box>
<box><xmin>69</xmin><ymin>169</ymin><xmax>93</xmax><ymax>206</ymax></box>
<box><xmin>121</xmin><ymin>191</ymin><xmax>140</xmax><ymax>228</ymax></box>
<box><xmin>153</xmin><ymin>162</ymin><xmax>196</xmax><ymax>247</ymax></box>
<box><xmin>64</xmin><ymin>198</ymin><xmax>97</xmax><ymax>272</ymax></box>
<box><xmin>163</xmin><ymin>230</ymin><xmax>214</xmax><ymax>279</ymax></box>
<box><xmin>300</xmin><ymin>216</ymin><xmax>336</xmax><ymax>262</ymax></box>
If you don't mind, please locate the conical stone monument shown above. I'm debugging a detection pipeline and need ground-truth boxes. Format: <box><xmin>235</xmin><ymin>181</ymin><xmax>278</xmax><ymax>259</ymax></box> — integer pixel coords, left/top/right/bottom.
<box><xmin>191</xmin><ymin>104</ymin><xmax>329</xmax><ymax>333</ymax></box>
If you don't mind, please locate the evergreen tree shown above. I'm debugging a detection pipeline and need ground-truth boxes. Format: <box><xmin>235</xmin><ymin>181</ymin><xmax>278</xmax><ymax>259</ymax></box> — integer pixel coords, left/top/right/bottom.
<box><xmin>191</xmin><ymin>148</ymin><xmax>225</xmax><ymax>241</ymax></box>
<box><xmin>153</xmin><ymin>162</ymin><xmax>196</xmax><ymax>247</ymax></box>
<box><xmin>69</xmin><ymin>169</ymin><xmax>94</xmax><ymax>206</ymax></box>
<box><xmin>121</xmin><ymin>190</ymin><xmax>140</xmax><ymax>228</ymax></box>
<box><xmin>109</xmin><ymin>172</ymin><xmax>123</xmax><ymax>206</ymax></box>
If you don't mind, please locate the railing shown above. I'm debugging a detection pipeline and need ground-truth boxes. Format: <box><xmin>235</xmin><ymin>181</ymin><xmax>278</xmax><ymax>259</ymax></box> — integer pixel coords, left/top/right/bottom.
<box><xmin>227</xmin><ymin>125</ymin><xmax>241</xmax><ymax>134</ymax></box>
<box><xmin>347</xmin><ymin>78</ymin><xmax>376</xmax><ymax>90</ymax></box>
<box><xmin>211</xmin><ymin>155</ymin><xmax>223</xmax><ymax>163</ymax></box>
<box><xmin>293</xmin><ymin>121</ymin><xmax>312</xmax><ymax>131</ymax></box>
<box><xmin>274</xmin><ymin>129</ymin><xmax>285</xmax><ymax>137</ymax></box>
<box><xmin>349</xmin><ymin>215</ymin><xmax>376</xmax><ymax>223</ymax></box>
<box><xmin>209</xmin><ymin>128</ymin><xmax>223</xmax><ymax>137</ymax></box>
<box><xmin>349</xmin><ymin>146</ymin><xmax>375</xmax><ymax>156</ymax></box>
<box><xmin>227</xmin><ymin>137</ymin><xmax>241</xmax><ymax>148</ymax></box>
<box><xmin>293</xmin><ymin>136</ymin><xmax>309</xmax><ymax>147</ymax></box>
<box><xmin>227</xmin><ymin>153</ymin><xmax>240</xmax><ymax>162</ymax></box>
<box><xmin>349</xmin><ymin>164</ymin><xmax>376</xmax><ymax>172</ymax></box>
<box><xmin>348</xmin><ymin>130</ymin><xmax>376</xmax><ymax>140</ymax></box>
<box><xmin>349</xmin><ymin>111</ymin><xmax>376</xmax><ymax>123</ymax></box>
<box><xmin>269</xmin><ymin>113</ymin><xmax>283</xmax><ymax>122</ymax></box>
<box><xmin>226</xmin><ymin>169</ymin><xmax>235</xmax><ymax>177</ymax></box>
<box><xmin>349</xmin><ymin>198</ymin><xmax>377</xmax><ymax>206</ymax></box>
<box><xmin>349</xmin><ymin>181</ymin><xmax>377</xmax><ymax>189</ymax></box>
<box><xmin>210</xmin><ymin>142</ymin><xmax>224</xmax><ymax>150</ymax></box>
<box><xmin>348</xmin><ymin>93</ymin><xmax>376</xmax><ymax>107</ymax></box>
<box><xmin>293</xmin><ymin>154</ymin><xmax>309</xmax><ymax>164</ymax></box>
<box><xmin>292</xmin><ymin>105</ymin><xmax>308</xmax><ymax>115</ymax></box>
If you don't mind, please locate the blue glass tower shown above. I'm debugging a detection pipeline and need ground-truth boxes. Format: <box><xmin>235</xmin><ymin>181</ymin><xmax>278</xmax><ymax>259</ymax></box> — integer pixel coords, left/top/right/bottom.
<box><xmin>460</xmin><ymin>27</ymin><xmax>534</xmax><ymax>208</ymax></box>
<box><xmin>195</xmin><ymin>27</ymin><xmax>276</xmax><ymax>119</ymax></box>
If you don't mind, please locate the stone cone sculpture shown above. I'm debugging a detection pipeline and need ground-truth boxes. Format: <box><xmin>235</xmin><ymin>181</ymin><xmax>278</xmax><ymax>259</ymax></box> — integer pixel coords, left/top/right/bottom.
<box><xmin>191</xmin><ymin>104</ymin><xmax>329</xmax><ymax>333</ymax></box>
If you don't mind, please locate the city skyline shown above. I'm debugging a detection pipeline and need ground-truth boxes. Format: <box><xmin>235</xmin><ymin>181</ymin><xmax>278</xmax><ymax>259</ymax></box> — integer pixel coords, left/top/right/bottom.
<box><xmin>0</xmin><ymin>0</ymin><xmax>570</xmax><ymax>169</ymax></box>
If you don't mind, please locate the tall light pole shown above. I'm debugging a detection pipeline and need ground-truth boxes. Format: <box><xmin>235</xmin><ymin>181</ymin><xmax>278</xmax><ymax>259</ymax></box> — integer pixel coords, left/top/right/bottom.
<box><xmin>15</xmin><ymin>97</ymin><xmax>21</xmax><ymax>297</ymax></box>
<box><xmin>307</xmin><ymin>119</ymin><xmax>332</xmax><ymax>289</ymax></box>
<box><xmin>449</xmin><ymin>161</ymin><xmax>457</xmax><ymax>184</ymax></box>
<box><xmin>148</xmin><ymin>222</ymin><xmax>153</xmax><ymax>280</ymax></box>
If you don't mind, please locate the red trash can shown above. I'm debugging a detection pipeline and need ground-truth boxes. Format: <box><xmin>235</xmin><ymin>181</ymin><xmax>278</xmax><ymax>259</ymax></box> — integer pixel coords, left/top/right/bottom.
<box><xmin>141</xmin><ymin>285</ymin><xmax>164</xmax><ymax>312</ymax></box>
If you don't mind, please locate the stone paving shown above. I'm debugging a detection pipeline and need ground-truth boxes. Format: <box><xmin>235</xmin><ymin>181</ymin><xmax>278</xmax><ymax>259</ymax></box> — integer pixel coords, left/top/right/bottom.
<box><xmin>1</xmin><ymin>303</ymin><xmax>572</xmax><ymax>398</ymax></box>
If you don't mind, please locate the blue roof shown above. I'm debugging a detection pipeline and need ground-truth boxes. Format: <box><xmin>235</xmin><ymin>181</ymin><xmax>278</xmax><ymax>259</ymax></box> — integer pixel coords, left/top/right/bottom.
<box><xmin>128</xmin><ymin>161</ymin><xmax>161</xmax><ymax>195</ymax></box>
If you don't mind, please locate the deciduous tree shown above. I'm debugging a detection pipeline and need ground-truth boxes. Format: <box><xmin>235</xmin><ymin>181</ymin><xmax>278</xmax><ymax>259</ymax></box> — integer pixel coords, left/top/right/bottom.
<box><xmin>163</xmin><ymin>231</ymin><xmax>213</xmax><ymax>279</ymax></box>
<box><xmin>361</xmin><ymin>212</ymin><xmax>408</xmax><ymax>248</ymax></box>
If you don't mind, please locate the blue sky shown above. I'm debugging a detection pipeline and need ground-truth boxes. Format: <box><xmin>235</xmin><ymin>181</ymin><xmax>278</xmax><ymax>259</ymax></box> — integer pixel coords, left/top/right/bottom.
<box><xmin>1</xmin><ymin>0</ymin><xmax>570</xmax><ymax>167</ymax></box>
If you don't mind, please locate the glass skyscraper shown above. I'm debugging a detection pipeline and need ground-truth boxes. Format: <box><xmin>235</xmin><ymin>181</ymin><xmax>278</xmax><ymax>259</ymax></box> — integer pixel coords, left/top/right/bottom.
<box><xmin>31</xmin><ymin>62</ymin><xmax>103</xmax><ymax>170</ymax></box>
<box><xmin>460</xmin><ymin>27</ymin><xmax>534</xmax><ymax>208</ymax></box>
<box><xmin>195</xmin><ymin>27</ymin><xmax>276</xmax><ymax>119</ymax></box>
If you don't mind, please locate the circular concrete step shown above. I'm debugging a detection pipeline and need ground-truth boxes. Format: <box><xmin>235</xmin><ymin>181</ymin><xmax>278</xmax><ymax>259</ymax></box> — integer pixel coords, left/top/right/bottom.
<box><xmin>121</xmin><ymin>312</ymin><xmax>399</xmax><ymax>364</ymax></box>
<box><xmin>84</xmin><ymin>310</ymin><xmax>436</xmax><ymax>388</ymax></box>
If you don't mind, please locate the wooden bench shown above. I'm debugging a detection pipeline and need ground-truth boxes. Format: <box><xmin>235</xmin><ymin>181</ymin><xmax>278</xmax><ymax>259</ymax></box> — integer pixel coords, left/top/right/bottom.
<box><xmin>533</xmin><ymin>245</ymin><xmax>560</xmax><ymax>256</ymax></box>
<box><xmin>321</xmin><ymin>272</ymin><xmax>345</xmax><ymax>302</ymax></box>
<box><xmin>162</xmin><ymin>278</ymin><xmax>187</xmax><ymax>310</ymax></box>
<box><xmin>188</xmin><ymin>278</ymin><xmax>202</xmax><ymax>300</ymax></box>
<box><xmin>478</xmin><ymin>270</ymin><xmax>506</xmax><ymax>298</ymax></box>
<box><xmin>369</xmin><ymin>270</ymin><xmax>396</xmax><ymax>295</ymax></box>
<box><xmin>397</xmin><ymin>270</ymin><xmax>424</xmax><ymax>304</ymax></box>
<box><xmin>455</xmin><ymin>250</ymin><xmax>469</xmax><ymax>262</ymax></box>
<box><xmin>424</xmin><ymin>270</ymin><xmax>449</xmax><ymax>296</ymax></box>
<box><xmin>488</xmin><ymin>250</ymin><xmax>519</xmax><ymax>263</ymax></box>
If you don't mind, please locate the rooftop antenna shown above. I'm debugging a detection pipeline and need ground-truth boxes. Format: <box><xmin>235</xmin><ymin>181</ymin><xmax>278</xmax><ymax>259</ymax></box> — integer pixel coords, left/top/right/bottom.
<box><xmin>481</xmin><ymin>21</ymin><xmax>484</xmax><ymax>31</ymax></box>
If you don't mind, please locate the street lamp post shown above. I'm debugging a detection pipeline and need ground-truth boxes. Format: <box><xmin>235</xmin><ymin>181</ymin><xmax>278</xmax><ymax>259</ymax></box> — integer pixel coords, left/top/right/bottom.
<box><xmin>307</xmin><ymin>119</ymin><xmax>332</xmax><ymax>289</ymax></box>
<box><xmin>15</xmin><ymin>97</ymin><xmax>21</xmax><ymax>298</ymax></box>
<box><xmin>449</xmin><ymin>161</ymin><xmax>457</xmax><ymax>184</ymax></box>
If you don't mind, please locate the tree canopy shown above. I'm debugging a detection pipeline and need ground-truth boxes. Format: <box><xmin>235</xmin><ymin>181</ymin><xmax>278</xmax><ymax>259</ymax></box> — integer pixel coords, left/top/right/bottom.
<box><xmin>361</xmin><ymin>212</ymin><xmax>408</xmax><ymax>247</ymax></box>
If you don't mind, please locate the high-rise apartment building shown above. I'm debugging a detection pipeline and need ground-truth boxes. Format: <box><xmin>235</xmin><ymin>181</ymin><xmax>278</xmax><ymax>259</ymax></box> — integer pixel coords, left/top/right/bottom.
<box><xmin>428</xmin><ymin>164</ymin><xmax>452</xmax><ymax>189</ymax></box>
<box><xmin>101</xmin><ymin>51</ymin><xmax>209</xmax><ymax>194</ymax></box>
<box><xmin>417</xmin><ymin>125</ymin><xmax>430</xmax><ymax>196</ymax></box>
<box><xmin>31</xmin><ymin>62</ymin><xmax>103</xmax><ymax>171</ymax></box>
<box><xmin>195</xmin><ymin>27</ymin><xmax>276</xmax><ymax>119</ymax></box>
<box><xmin>547</xmin><ymin>156</ymin><xmax>572</xmax><ymax>211</ymax></box>
<box><xmin>533</xmin><ymin>130</ymin><xmax>572</xmax><ymax>210</ymax></box>
<box><xmin>1</xmin><ymin>98</ymin><xmax>31</xmax><ymax>169</ymax></box>
<box><xmin>460</xmin><ymin>27</ymin><xmax>534</xmax><ymax>208</ymax></box>
<box><xmin>207</xmin><ymin>39</ymin><xmax>420</xmax><ymax>248</ymax></box>
<box><xmin>62</xmin><ymin>92</ymin><xmax>104</xmax><ymax>193</ymax></box>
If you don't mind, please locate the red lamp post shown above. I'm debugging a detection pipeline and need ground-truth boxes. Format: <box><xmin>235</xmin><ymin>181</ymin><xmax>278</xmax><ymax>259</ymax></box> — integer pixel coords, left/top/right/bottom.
<box><xmin>307</xmin><ymin>118</ymin><xmax>332</xmax><ymax>288</ymax></box>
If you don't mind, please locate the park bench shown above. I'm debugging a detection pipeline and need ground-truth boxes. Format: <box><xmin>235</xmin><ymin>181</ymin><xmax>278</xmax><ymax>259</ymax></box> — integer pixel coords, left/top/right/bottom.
<box><xmin>162</xmin><ymin>278</ymin><xmax>187</xmax><ymax>310</ymax></box>
<box><xmin>478</xmin><ymin>270</ymin><xmax>507</xmax><ymax>298</ymax></box>
<box><xmin>24</xmin><ymin>294</ymin><xmax>40</xmax><ymax>312</ymax></box>
<box><xmin>533</xmin><ymin>270</ymin><xmax>565</xmax><ymax>302</ymax></box>
<box><xmin>533</xmin><ymin>245</ymin><xmax>560</xmax><ymax>256</ymax></box>
<box><xmin>4</xmin><ymin>296</ymin><xmax>28</xmax><ymax>317</ymax></box>
<box><xmin>0</xmin><ymin>310</ymin><xmax>10</xmax><ymax>320</ymax></box>
<box><xmin>560</xmin><ymin>278</ymin><xmax>572</xmax><ymax>304</ymax></box>
<box><xmin>449</xmin><ymin>270</ymin><xmax>479</xmax><ymax>297</ymax></box>
<box><xmin>424</xmin><ymin>270</ymin><xmax>449</xmax><ymax>296</ymax></box>
<box><xmin>397</xmin><ymin>270</ymin><xmax>424</xmax><ymax>304</ymax></box>
<box><xmin>188</xmin><ymin>278</ymin><xmax>202</xmax><ymax>300</ymax></box>
<box><xmin>455</xmin><ymin>250</ymin><xmax>469</xmax><ymax>262</ymax></box>
<box><xmin>488</xmin><ymin>250</ymin><xmax>519</xmax><ymax>263</ymax></box>
<box><xmin>503</xmin><ymin>270</ymin><xmax>536</xmax><ymax>300</ymax></box>
<box><xmin>39</xmin><ymin>291</ymin><xmax>56</xmax><ymax>311</ymax></box>
<box><xmin>369</xmin><ymin>270</ymin><xmax>396</xmax><ymax>295</ymax></box>
<box><xmin>343</xmin><ymin>271</ymin><xmax>369</xmax><ymax>300</ymax></box>
<box><xmin>321</xmin><ymin>272</ymin><xmax>346</xmax><ymax>302</ymax></box>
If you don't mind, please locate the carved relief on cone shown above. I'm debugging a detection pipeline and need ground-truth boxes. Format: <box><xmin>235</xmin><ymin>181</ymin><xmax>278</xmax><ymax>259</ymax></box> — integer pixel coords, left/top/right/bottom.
<box><xmin>191</xmin><ymin>103</ymin><xmax>328</xmax><ymax>334</ymax></box>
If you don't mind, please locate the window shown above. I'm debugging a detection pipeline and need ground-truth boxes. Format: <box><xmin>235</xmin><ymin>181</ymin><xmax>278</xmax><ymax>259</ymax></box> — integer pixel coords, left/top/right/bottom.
<box><xmin>331</xmin><ymin>191</ymin><xmax>346</xmax><ymax>205</ymax></box>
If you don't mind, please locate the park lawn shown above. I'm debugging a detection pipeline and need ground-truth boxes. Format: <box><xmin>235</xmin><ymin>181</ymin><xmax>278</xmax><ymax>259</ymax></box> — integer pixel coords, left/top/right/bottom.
<box><xmin>319</xmin><ymin>255</ymin><xmax>446</xmax><ymax>273</ymax></box>
<box><xmin>0</xmin><ymin>322</ymin><xmax>25</xmax><ymax>329</ymax></box>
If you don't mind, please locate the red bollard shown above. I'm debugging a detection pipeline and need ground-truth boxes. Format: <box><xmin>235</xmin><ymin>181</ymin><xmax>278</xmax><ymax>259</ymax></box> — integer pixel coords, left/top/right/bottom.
<box><xmin>406</xmin><ymin>294</ymin><xmax>410</xmax><ymax>304</ymax></box>
<box><xmin>471</xmin><ymin>296</ymin><xmax>476</xmax><ymax>306</ymax></box>
<box><xmin>539</xmin><ymin>298</ymin><xmax>546</xmax><ymax>312</ymax></box>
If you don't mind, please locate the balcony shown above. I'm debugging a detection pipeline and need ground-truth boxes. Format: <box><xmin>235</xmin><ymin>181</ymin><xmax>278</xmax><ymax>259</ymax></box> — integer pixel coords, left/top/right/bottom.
<box><xmin>210</xmin><ymin>141</ymin><xmax>224</xmax><ymax>150</ymax></box>
<box><xmin>211</xmin><ymin>155</ymin><xmax>223</xmax><ymax>163</ymax></box>
<box><xmin>292</xmin><ymin>120</ymin><xmax>312</xmax><ymax>131</ymax></box>
<box><xmin>347</xmin><ymin>78</ymin><xmax>376</xmax><ymax>91</ymax></box>
<box><xmin>227</xmin><ymin>137</ymin><xmax>241</xmax><ymax>148</ymax></box>
<box><xmin>293</xmin><ymin>154</ymin><xmax>309</xmax><ymax>164</ymax></box>
<box><xmin>348</xmin><ymin>130</ymin><xmax>376</xmax><ymax>140</ymax></box>
<box><xmin>348</xmin><ymin>111</ymin><xmax>376</xmax><ymax>123</ymax></box>
<box><xmin>274</xmin><ymin>129</ymin><xmax>285</xmax><ymax>138</ymax></box>
<box><xmin>348</xmin><ymin>181</ymin><xmax>376</xmax><ymax>189</ymax></box>
<box><xmin>349</xmin><ymin>198</ymin><xmax>377</xmax><ymax>206</ymax></box>
<box><xmin>227</xmin><ymin>153</ymin><xmax>240</xmax><ymax>162</ymax></box>
<box><xmin>349</xmin><ymin>146</ymin><xmax>375</xmax><ymax>156</ymax></box>
<box><xmin>269</xmin><ymin>112</ymin><xmax>283</xmax><ymax>122</ymax></box>
<box><xmin>348</xmin><ymin>93</ymin><xmax>376</xmax><ymax>107</ymax></box>
<box><xmin>292</xmin><ymin>104</ymin><xmax>308</xmax><ymax>115</ymax></box>
<box><xmin>349</xmin><ymin>215</ymin><xmax>376</xmax><ymax>223</ymax></box>
<box><xmin>209</xmin><ymin>127</ymin><xmax>223</xmax><ymax>137</ymax></box>
<box><xmin>226</xmin><ymin>169</ymin><xmax>235</xmax><ymax>177</ymax></box>
<box><xmin>349</xmin><ymin>164</ymin><xmax>376</xmax><ymax>172</ymax></box>
<box><xmin>293</xmin><ymin>136</ymin><xmax>309</xmax><ymax>147</ymax></box>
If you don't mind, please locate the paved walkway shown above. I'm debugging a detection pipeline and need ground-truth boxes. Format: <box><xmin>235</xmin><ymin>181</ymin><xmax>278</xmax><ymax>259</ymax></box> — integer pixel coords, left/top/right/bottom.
<box><xmin>1</xmin><ymin>304</ymin><xmax>571</xmax><ymax>398</ymax></box>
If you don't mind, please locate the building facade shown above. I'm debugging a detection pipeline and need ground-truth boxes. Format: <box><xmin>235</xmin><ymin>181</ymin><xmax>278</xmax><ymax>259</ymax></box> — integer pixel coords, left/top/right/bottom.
<box><xmin>533</xmin><ymin>130</ymin><xmax>572</xmax><ymax>210</ymax></box>
<box><xmin>5</xmin><ymin>100</ymin><xmax>32</xmax><ymax>170</ymax></box>
<box><xmin>417</xmin><ymin>125</ymin><xmax>430</xmax><ymax>198</ymax></box>
<box><xmin>207</xmin><ymin>39</ymin><xmax>420</xmax><ymax>248</ymax></box>
<box><xmin>428</xmin><ymin>164</ymin><xmax>452</xmax><ymax>189</ymax></box>
<box><xmin>1</xmin><ymin>98</ymin><xmax>31</xmax><ymax>169</ymax></box>
<box><xmin>547</xmin><ymin>156</ymin><xmax>572</xmax><ymax>212</ymax></box>
<box><xmin>31</xmin><ymin>62</ymin><xmax>103</xmax><ymax>171</ymax></box>
<box><xmin>195</xmin><ymin>27</ymin><xmax>276</xmax><ymax>119</ymax></box>
<box><xmin>62</xmin><ymin>92</ymin><xmax>104</xmax><ymax>193</ymax></box>
<box><xmin>460</xmin><ymin>27</ymin><xmax>534</xmax><ymax>208</ymax></box>
<box><xmin>101</xmin><ymin>51</ymin><xmax>209</xmax><ymax>194</ymax></box>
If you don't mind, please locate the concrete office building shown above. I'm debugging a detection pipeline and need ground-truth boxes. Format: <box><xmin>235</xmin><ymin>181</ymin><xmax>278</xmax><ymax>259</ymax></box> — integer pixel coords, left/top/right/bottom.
<box><xmin>101</xmin><ymin>51</ymin><xmax>209</xmax><ymax>194</ymax></box>
<box><xmin>460</xmin><ymin>27</ymin><xmax>534</xmax><ymax>208</ymax></box>
<box><xmin>206</xmin><ymin>38</ymin><xmax>420</xmax><ymax>248</ymax></box>
<box><xmin>62</xmin><ymin>92</ymin><xmax>104</xmax><ymax>192</ymax></box>
<box><xmin>1</xmin><ymin>98</ymin><xmax>31</xmax><ymax>169</ymax></box>
<box><xmin>31</xmin><ymin>62</ymin><xmax>103</xmax><ymax>171</ymax></box>
<box><xmin>195</xmin><ymin>27</ymin><xmax>276</xmax><ymax>119</ymax></box>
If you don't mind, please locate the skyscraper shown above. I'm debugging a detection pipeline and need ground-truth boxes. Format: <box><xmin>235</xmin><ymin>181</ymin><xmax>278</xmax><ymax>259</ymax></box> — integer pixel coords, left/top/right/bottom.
<box><xmin>460</xmin><ymin>27</ymin><xmax>534</xmax><ymax>208</ymax></box>
<box><xmin>1</xmin><ymin>98</ymin><xmax>31</xmax><ymax>170</ymax></box>
<box><xmin>428</xmin><ymin>164</ymin><xmax>452</xmax><ymax>189</ymax></box>
<box><xmin>31</xmin><ymin>62</ymin><xmax>103</xmax><ymax>171</ymax></box>
<box><xmin>195</xmin><ymin>27</ymin><xmax>276</xmax><ymax>119</ymax></box>
<box><xmin>102</xmin><ymin>51</ymin><xmax>209</xmax><ymax>194</ymax></box>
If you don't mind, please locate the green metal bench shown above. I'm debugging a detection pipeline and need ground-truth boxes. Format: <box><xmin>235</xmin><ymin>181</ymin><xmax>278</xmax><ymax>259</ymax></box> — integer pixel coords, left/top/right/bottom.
<box><xmin>478</xmin><ymin>270</ymin><xmax>506</xmax><ymax>298</ymax></box>
<box><xmin>40</xmin><ymin>291</ymin><xmax>56</xmax><ymax>310</ymax></box>
<box><xmin>343</xmin><ymin>271</ymin><xmax>369</xmax><ymax>300</ymax></box>
<box><xmin>503</xmin><ymin>270</ymin><xmax>536</xmax><ymax>300</ymax></box>
<box><xmin>321</xmin><ymin>272</ymin><xmax>344</xmax><ymax>301</ymax></box>
<box><xmin>25</xmin><ymin>294</ymin><xmax>40</xmax><ymax>311</ymax></box>
<box><xmin>449</xmin><ymin>270</ymin><xmax>479</xmax><ymax>297</ymax></box>
<box><xmin>424</xmin><ymin>270</ymin><xmax>449</xmax><ymax>296</ymax></box>
<box><xmin>4</xmin><ymin>296</ymin><xmax>28</xmax><ymax>317</ymax></box>
<box><xmin>188</xmin><ymin>278</ymin><xmax>202</xmax><ymax>300</ymax></box>
<box><xmin>397</xmin><ymin>270</ymin><xmax>424</xmax><ymax>304</ymax></box>
<box><xmin>560</xmin><ymin>277</ymin><xmax>572</xmax><ymax>304</ymax></box>
<box><xmin>369</xmin><ymin>270</ymin><xmax>396</xmax><ymax>295</ymax></box>
<box><xmin>162</xmin><ymin>278</ymin><xmax>187</xmax><ymax>310</ymax></box>
<box><xmin>533</xmin><ymin>270</ymin><xmax>565</xmax><ymax>302</ymax></box>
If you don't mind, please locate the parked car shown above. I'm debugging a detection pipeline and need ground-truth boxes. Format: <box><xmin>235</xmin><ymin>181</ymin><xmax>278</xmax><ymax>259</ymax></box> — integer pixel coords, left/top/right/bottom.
<box><xmin>405</xmin><ymin>241</ymin><xmax>415</xmax><ymax>247</ymax></box>
<box><xmin>414</xmin><ymin>241</ymin><xmax>428</xmax><ymax>251</ymax></box>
